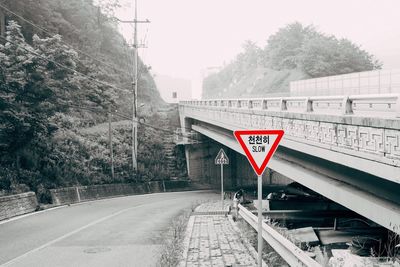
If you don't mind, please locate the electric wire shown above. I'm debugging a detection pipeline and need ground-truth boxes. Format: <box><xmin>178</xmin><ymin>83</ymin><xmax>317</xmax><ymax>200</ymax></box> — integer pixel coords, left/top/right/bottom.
<box><xmin>0</xmin><ymin>38</ymin><xmax>197</xmax><ymax>142</ymax></box>
<box><xmin>0</xmin><ymin>5</ymin><xmax>202</xmax><ymax>173</ymax></box>
<box><xmin>0</xmin><ymin>2</ymin><xmax>156</xmax><ymax>117</ymax></box>
<box><xmin>0</xmin><ymin>21</ymin><xmax>187</xmax><ymax>137</ymax></box>
<box><xmin>0</xmin><ymin>35</ymin><xmax>131</xmax><ymax>94</ymax></box>
<box><xmin>0</xmin><ymin>3</ymin><xmax>133</xmax><ymax>77</ymax></box>
<box><xmin>64</xmin><ymin>104</ymin><xmax>201</xmax><ymax>142</ymax></box>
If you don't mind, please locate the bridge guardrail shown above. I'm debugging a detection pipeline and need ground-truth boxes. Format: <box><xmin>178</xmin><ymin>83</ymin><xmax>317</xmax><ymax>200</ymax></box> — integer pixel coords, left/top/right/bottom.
<box><xmin>180</xmin><ymin>94</ymin><xmax>400</xmax><ymax>118</ymax></box>
<box><xmin>179</xmin><ymin>94</ymin><xmax>400</xmax><ymax>175</ymax></box>
<box><xmin>237</xmin><ymin>204</ymin><xmax>322</xmax><ymax>267</ymax></box>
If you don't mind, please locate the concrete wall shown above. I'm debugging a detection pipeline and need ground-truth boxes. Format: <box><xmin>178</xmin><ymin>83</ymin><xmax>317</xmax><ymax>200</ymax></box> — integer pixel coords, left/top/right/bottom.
<box><xmin>0</xmin><ymin>192</ymin><xmax>38</xmax><ymax>221</ymax></box>
<box><xmin>233</xmin><ymin>151</ymin><xmax>293</xmax><ymax>188</ymax></box>
<box><xmin>185</xmin><ymin>142</ymin><xmax>224</xmax><ymax>184</ymax></box>
<box><xmin>185</xmin><ymin>139</ymin><xmax>293</xmax><ymax>189</ymax></box>
<box><xmin>50</xmin><ymin>181</ymin><xmax>190</xmax><ymax>206</ymax></box>
<box><xmin>290</xmin><ymin>69</ymin><xmax>400</xmax><ymax>96</ymax></box>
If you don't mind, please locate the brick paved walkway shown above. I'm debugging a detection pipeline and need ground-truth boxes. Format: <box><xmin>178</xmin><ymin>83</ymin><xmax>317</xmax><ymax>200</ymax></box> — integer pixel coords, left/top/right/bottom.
<box><xmin>194</xmin><ymin>201</ymin><xmax>230</xmax><ymax>213</ymax></box>
<box><xmin>180</xmin><ymin>201</ymin><xmax>263</xmax><ymax>267</ymax></box>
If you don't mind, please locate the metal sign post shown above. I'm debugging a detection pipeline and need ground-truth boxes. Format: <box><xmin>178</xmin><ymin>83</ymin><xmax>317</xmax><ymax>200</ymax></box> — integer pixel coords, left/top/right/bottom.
<box><xmin>215</xmin><ymin>148</ymin><xmax>229</xmax><ymax>211</ymax></box>
<box><xmin>257</xmin><ymin>174</ymin><xmax>263</xmax><ymax>266</ymax></box>
<box><xmin>234</xmin><ymin>130</ymin><xmax>284</xmax><ymax>267</ymax></box>
<box><xmin>221</xmin><ymin>163</ymin><xmax>224</xmax><ymax>210</ymax></box>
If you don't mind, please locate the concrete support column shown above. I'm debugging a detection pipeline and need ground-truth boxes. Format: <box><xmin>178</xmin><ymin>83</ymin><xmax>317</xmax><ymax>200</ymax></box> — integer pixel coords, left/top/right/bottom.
<box><xmin>184</xmin><ymin>146</ymin><xmax>191</xmax><ymax>177</ymax></box>
<box><xmin>184</xmin><ymin>142</ymin><xmax>218</xmax><ymax>184</ymax></box>
<box><xmin>229</xmin><ymin>148</ymin><xmax>238</xmax><ymax>189</ymax></box>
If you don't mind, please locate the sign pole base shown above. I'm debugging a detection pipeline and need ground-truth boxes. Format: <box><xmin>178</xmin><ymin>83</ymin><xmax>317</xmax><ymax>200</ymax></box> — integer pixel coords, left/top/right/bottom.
<box><xmin>257</xmin><ymin>174</ymin><xmax>263</xmax><ymax>267</ymax></box>
<box><xmin>221</xmin><ymin>164</ymin><xmax>224</xmax><ymax>211</ymax></box>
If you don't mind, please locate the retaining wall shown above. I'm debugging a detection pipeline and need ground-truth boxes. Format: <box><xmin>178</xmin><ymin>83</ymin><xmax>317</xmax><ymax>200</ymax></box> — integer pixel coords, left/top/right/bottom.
<box><xmin>50</xmin><ymin>180</ymin><xmax>190</xmax><ymax>206</ymax></box>
<box><xmin>0</xmin><ymin>192</ymin><xmax>38</xmax><ymax>221</ymax></box>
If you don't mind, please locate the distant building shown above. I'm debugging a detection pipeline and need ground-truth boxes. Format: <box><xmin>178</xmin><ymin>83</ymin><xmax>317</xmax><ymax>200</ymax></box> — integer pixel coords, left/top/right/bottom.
<box><xmin>154</xmin><ymin>74</ymin><xmax>192</xmax><ymax>103</ymax></box>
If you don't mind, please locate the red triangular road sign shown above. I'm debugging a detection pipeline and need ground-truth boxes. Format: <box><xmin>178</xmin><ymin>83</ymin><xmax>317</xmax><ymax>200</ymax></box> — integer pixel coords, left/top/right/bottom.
<box><xmin>234</xmin><ymin>130</ymin><xmax>284</xmax><ymax>176</ymax></box>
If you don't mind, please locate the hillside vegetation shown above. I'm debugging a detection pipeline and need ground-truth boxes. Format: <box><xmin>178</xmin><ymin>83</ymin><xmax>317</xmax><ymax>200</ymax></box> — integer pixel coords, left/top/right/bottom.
<box><xmin>203</xmin><ymin>22</ymin><xmax>382</xmax><ymax>99</ymax></box>
<box><xmin>0</xmin><ymin>0</ymin><xmax>180</xmax><ymax>202</ymax></box>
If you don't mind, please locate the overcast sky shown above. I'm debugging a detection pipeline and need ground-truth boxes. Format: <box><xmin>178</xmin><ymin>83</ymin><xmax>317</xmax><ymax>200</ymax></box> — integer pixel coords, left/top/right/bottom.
<box><xmin>116</xmin><ymin>0</ymin><xmax>400</xmax><ymax>98</ymax></box>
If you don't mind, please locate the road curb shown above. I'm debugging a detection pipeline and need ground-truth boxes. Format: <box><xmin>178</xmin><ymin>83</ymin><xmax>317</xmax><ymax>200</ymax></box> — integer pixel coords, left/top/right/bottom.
<box><xmin>0</xmin><ymin>190</ymin><xmax>213</xmax><ymax>226</ymax></box>
<box><xmin>178</xmin><ymin>215</ymin><xmax>195</xmax><ymax>267</ymax></box>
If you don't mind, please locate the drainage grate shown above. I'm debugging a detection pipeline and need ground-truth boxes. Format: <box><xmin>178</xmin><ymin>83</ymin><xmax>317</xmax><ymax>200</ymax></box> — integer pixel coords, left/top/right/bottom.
<box><xmin>83</xmin><ymin>247</ymin><xmax>111</xmax><ymax>254</ymax></box>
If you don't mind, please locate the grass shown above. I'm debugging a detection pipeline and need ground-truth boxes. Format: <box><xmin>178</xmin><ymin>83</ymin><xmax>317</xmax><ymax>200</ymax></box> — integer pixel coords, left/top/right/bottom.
<box><xmin>236</xmin><ymin>218</ymin><xmax>289</xmax><ymax>267</ymax></box>
<box><xmin>156</xmin><ymin>202</ymin><xmax>200</xmax><ymax>267</ymax></box>
<box><xmin>156</xmin><ymin>200</ymin><xmax>218</xmax><ymax>267</ymax></box>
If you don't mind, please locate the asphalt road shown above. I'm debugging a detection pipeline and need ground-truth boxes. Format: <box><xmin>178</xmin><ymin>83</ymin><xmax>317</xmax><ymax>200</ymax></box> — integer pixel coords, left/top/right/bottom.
<box><xmin>0</xmin><ymin>191</ymin><xmax>218</xmax><ymax>267</ymax></box>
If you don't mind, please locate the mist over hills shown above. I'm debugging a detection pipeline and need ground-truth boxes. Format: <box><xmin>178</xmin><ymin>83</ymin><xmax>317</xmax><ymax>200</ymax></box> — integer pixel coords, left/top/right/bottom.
<box><xmin>202</xmin><ymin>22</ymin><xmax>381</xmax><ymax>99</ymax></box>
<box><xmin>0</xmin><ymin>0</ymin><xmax>171</xmax><ymax>200</ymax></box>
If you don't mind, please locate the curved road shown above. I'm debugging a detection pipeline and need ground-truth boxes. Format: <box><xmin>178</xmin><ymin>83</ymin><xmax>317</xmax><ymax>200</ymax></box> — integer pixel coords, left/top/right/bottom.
<box><xmin>0</xmin><ymin>191</ymin><xmax>218</xmax><ymax>267</ymax></box>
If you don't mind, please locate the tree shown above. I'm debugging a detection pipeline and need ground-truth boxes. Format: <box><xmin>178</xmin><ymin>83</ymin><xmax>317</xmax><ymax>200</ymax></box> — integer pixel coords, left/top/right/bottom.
<box><xmin>93</xmin><ymin>0</ymin><xmax>121</xmax><ymax>19</ymax></box>
<box><xmin>300</xmin><ymin>35</ymin><xmax>382</xmax><ymax>77</ymax></box>
<box><xmin>202</xmin><ymin>22</ymin><xmax>382</xmax><ymax>98</ymax></box>
<box><xmin>0</xmin><ymin>0</ymin><xmax>168</xmax><ymax>199</ymax></box>
<box><xmin>236</xmin><ymin>40</ymin><xmax>262</xmax><ymax>74</ymax></box>
<box><xmin>0</xmin><ymin>21</ymin><xmax>80</xmax><ymax>179</ymax></box>
<box><xmin>265</xmin><ymin>22</ymin><xmax>316</xmax><ymax>70</ymax></box>
<box><xmin>0</xmin><ymin>21</ymin><xmax>41</xmax><ymax>164</ymax></box>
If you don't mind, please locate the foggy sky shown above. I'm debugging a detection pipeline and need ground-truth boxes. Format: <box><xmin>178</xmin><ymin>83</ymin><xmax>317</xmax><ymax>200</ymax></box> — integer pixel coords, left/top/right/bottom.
<box><xmin>116</xmin><ymin>0</ymin><xmax>400</xmax><ymax>98</ymax></box>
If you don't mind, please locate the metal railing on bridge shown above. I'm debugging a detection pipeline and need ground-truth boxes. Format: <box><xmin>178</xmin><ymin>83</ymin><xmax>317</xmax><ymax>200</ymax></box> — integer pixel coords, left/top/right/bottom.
<box><xmin>181</xmin><ymin>94</ymin><xmax>400</xmax><ymax>118</ymax></box>
<box><xmin>179</xmin><ymin>94</ymin><xmax>400</xmax><ymax>179</ymax></box>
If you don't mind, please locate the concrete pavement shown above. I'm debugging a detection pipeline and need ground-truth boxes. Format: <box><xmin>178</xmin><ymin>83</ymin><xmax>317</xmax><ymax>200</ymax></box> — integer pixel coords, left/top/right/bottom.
<box><xmin>0</xmin><ymin>191</ymin><xmax>218</xmax><ymax>267</ymax></box>
<box><xmin>180</xmin><ymin>201</ymin><xmax>261</xmax><ymax>267</ymax></box>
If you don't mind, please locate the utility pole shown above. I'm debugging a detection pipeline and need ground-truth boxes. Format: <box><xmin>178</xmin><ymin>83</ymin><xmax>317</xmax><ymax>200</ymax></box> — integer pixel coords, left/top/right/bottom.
<box><xmin>132</xmin><ymin>0</ymin><xmax>138</xmax><ymax>172</ymax></box>
<box><xmin>124</xmin><ymin>0</ymin><xmax>149</xmax><ymax>173</ymax></box>
<box><xmin>108</xmin><ymin>106</ymin><xmax>115</xmax><ymax>180</ymax></box>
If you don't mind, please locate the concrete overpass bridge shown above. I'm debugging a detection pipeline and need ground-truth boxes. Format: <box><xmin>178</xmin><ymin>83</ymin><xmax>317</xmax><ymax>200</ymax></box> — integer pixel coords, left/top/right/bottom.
<box><xmin>178</xmin><ymin>93</ymin><xmax>400</xmax><ymax>234</ymax></box>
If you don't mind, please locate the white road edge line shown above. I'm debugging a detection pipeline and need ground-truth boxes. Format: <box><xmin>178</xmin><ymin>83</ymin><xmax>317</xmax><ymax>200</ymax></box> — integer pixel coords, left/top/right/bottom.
<box><xmin>0</xmin><ymin>205</ymin><xmax>67</xmax><ymax>226</ymax></box>
<box><xmin>1</xmin><ymin>203</ymin><xmax>150</xmax><ymax>267</ymax></box>
<box><xmin>0</xmin><ymin>190</ymin><xmax>213</xmax><ymax>226</ymax></box>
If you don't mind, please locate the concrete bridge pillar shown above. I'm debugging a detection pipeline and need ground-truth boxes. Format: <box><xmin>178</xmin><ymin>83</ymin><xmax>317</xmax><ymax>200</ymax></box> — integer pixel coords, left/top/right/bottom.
<box><xmin>184</xmin><ymin>137</ymin><xmax>292</xmax><ymax>189</ymax></box>
<box><xmin>184</xmin><ymin>141</ymin><xmax>235</xmax><ymax>188</ymax></box>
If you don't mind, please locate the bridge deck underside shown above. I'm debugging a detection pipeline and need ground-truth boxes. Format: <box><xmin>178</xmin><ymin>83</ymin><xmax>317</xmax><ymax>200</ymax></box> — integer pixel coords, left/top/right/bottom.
<box><xmin>190</xmin><ymin>122</ymin><xmax>400</xmax><ymax>234</ymax></box>
<box><xmin>180</xmin><ymin>104</ymin><xmax>400</xmax><ymax>184</ymax></box>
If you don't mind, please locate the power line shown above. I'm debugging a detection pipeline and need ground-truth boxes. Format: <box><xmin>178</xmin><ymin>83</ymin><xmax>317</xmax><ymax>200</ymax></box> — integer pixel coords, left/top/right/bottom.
<box><xmin>0</xmin><ymin>3</ymin><xmax>133</xmax><ymax>77</ymax></box>
<box><xmin>66</xmin><ymin>104</ymin><xmax>201</xmax><ymax>142</ymax></box>
<box><xmin>1</xmin><ymin>33</ymin><xmax>192</xmax><ymax>140</ymax></box>
<box><xmin>0</xmin><ymin>35</ymin><xmax>131</xmax><ymax>95</ymax></box>
<box><xmin>0</xmin><ymin>7</ymin><xmax>202</xmax><ymax>145</ymax></box>
<box><xmin>0</xmin><ymin>32</ymin><xmax>188</xmax><ymax>139</ymax></box>
<box><xmin>113</xmin><ymin>111</ymin><xmax>202</xmax><ymax>142</ymax></box>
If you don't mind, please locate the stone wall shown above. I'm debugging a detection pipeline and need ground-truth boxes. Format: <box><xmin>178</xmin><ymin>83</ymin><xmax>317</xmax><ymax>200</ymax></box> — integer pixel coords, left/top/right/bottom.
<box><xmin>0</xmin><ymin>192</ymin><xmax>38</xmax><ymax>221</ymax></box>
<box><xmin>164</xmin><ymin>180</ymin><xmax>190</xmax><ymax>190</ymax></box>
<box><xmin>50</xmin><ymin>181</ymin><xmax>190</xmax><ymax>206</ymax></box>
<box><xmin>0</xmin><ymin>182</ymin><xmax>191</xmax><ymax>221</ymax></box>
